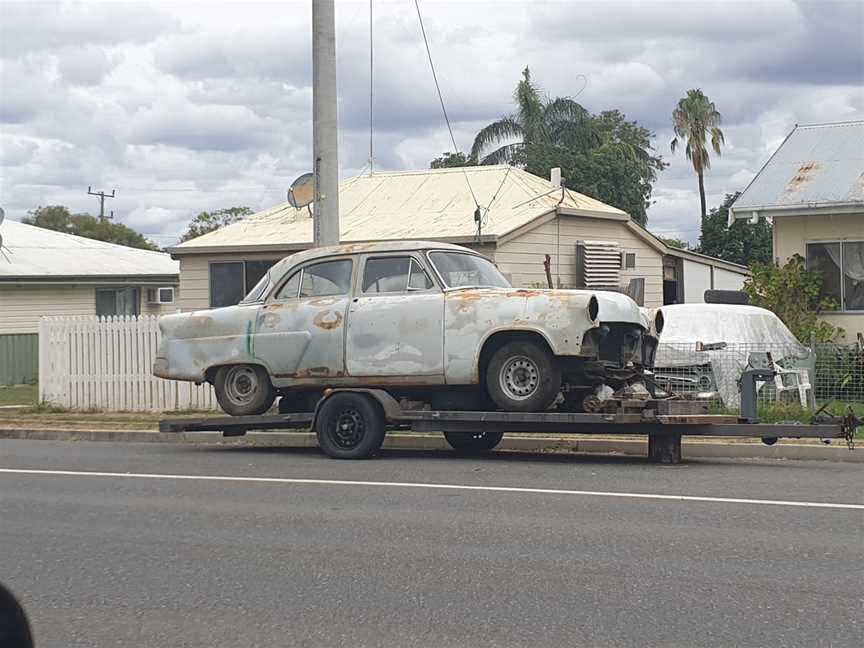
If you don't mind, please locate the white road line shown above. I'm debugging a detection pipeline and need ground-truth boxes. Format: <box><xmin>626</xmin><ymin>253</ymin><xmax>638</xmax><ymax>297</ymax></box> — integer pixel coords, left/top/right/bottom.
<box><xmin>0</xmin><ymin>467</ymin><xmax>861</xmax><ymax>510</ymax></box>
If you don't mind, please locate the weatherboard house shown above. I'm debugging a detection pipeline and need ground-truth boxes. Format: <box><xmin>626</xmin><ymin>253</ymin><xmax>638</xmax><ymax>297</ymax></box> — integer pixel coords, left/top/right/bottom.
<box><xmin>0</xmin><ymin>220</ymin><xmax>179</xmax><ymax>385</ymax></box>
<box><xmin>169</xmin><ymin>166</ymin><xmax>748</xmax><ymax>312</ymax></box>
<box><xmin>729</xmin><ymin>120</ymin><xmax>864</xmax><ymax>341</ymax></box>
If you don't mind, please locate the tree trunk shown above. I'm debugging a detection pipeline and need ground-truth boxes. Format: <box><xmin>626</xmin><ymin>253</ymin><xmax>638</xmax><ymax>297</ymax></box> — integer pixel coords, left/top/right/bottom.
<box><xmin>698</xmin><ymin>170</ymin><xmax>707</xmax><ymax>225</ymax></box>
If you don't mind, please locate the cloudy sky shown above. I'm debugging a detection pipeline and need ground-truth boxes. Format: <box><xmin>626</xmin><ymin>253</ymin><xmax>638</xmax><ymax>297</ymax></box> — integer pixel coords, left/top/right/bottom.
<box><xmin>1</xmin><ymin>0</ymin><xmax>862</xmax><ymax>247</ymax></box>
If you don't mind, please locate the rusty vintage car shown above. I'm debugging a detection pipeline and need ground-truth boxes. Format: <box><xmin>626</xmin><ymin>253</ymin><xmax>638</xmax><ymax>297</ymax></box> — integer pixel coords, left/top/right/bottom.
<box><xmin>154</xmin><ymin>241</ymin><xmax>657</xmax><ymax>415</ymax></box>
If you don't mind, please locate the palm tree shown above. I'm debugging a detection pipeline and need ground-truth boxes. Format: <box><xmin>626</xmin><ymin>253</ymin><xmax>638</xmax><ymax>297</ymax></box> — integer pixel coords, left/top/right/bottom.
<box><xmin>670</xmin><ymin>89</ymin><xmax>725</xmax><ymax>224</ymax></box>
<box><xmin>470</xmin><ymin>67</ymin><xmax>596</xmax><ymax>165</ymax></box>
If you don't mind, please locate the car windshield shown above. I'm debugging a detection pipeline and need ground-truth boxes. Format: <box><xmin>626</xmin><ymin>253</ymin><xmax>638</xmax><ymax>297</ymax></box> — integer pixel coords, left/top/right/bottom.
<box><xmin>239</xmin><ymin>272</ymin><xmax>272</xmax><ymax>304</ymax></box>
<box><xmin>428</xmin><ymin>251</ymin><xmax>511</xmax><ymax>289</ymax></box>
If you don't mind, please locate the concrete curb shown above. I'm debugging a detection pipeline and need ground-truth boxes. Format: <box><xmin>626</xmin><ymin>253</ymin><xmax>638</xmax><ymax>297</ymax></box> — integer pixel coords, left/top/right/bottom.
<box><xmin>0</xmin><ymin>426</ymin><xmax>859</xmax><ymax>462</ymax></box>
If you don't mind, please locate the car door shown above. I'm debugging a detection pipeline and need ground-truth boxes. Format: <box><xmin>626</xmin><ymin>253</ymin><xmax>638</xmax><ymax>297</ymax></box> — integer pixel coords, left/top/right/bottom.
<box><xmin>252</xmin><ymin>257</ymin><xmax>354</xmax><ymax>382</ymax></box>
<box><xmin>345</xmin><ymin>254</ymin><xmax>445</xmax><ymax>379</ymax></box>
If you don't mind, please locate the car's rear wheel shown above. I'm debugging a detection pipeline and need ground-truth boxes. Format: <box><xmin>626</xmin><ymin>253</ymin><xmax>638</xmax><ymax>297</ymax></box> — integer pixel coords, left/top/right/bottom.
<box><xmin>486</xmin><ymin>341</ymin><xmax>561</xmax><ymax>412</ymax></box>
<box><xmin>316</xmin><ymin>392</ymin><xmax>386</xmax><ymax>459</ymax></box>
<box><xmin>214</xmin><ymin>364</ymin><xmax>275</xmax><ymax>416</ymax></box>
<box><xmin>444</xmin><ymin>430</ymin><xmax>504</xmax><ymax>454</ymax></box>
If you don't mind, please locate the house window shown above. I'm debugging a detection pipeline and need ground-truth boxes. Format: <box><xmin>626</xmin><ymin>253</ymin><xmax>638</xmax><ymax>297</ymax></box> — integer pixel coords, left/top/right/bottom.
<box><xmin>210</xmin><ymin>260</ymin><xmax>279</xmax><ymax>308</ymax></box>
<box><xmin>624</xmin><ymin>253</ymin><xmax>637</xmax><ymax>270</ymax></box>
<box><xmin>96</xmin><ymin>288</ymin><xmax>140</xmax><ymax>317</ymax></box>
<box><xmin>806</xmin><ymin>241</ymin><xmax>864</xmax><ymax>312</ymax></box>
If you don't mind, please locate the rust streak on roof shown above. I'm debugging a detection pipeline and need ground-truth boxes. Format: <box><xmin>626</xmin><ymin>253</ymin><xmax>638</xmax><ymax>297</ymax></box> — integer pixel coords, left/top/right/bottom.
<box><xmin>783</xmin><ymin>161</ymin><xmax>822</xmax><ymax>195</ymax></box>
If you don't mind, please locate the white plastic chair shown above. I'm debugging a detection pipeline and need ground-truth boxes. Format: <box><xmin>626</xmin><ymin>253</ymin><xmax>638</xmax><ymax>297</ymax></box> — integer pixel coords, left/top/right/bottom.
<box><xmin>773</xmin><ymin>366</ymin><xmax>814</xmax><ymax>408</ymax></box>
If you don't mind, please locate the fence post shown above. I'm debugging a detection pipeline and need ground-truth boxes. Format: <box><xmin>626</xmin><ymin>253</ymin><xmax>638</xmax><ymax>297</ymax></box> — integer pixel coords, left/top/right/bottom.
<box><xmin>37</xmin><ymin>318</ymin><xmax>47</xmax><ymax>404</ymax></box>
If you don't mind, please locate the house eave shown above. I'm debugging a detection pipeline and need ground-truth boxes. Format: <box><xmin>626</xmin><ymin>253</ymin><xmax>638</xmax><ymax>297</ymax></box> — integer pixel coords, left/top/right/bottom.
<box><xmin>168</xmin><ymin>235</ymin><xmax>500</xmax><ymax>257</ymax></box>
<box><xmin>730</xmin><ymin>201</ymin><xmax>864</xmax><ymax>222</ymax></box>
<box><xmin>0</xmin><ymin>275</ymin><xmax>179</xmax><ymax>286</ymax></box>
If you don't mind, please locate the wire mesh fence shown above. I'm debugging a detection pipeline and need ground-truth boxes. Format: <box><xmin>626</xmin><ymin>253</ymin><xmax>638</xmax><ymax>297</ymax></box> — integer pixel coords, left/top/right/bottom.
<box><xmin>650</xmin><ymin>342</ymin><xmax>864</xmax><ymax>412</ymax></box>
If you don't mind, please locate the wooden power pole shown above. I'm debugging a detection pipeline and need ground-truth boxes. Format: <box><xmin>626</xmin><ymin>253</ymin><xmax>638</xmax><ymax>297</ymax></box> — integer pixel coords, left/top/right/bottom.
<box><xmin>312</xmin><ymin>0</ymin><xmax>340</xmax><ymax>247</ymax></box>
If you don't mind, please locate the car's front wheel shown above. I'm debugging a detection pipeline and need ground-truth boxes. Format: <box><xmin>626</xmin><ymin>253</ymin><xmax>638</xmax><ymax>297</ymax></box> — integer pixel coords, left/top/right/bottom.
<box><xmin>214</xmin><ymin>364</ymin><xmax>275</xmax><ymax>416</ymax></box>
<box><xmin>486</xmin><ymin>341</ymin><xmax>561</xmax><ymax>412</ymax></box>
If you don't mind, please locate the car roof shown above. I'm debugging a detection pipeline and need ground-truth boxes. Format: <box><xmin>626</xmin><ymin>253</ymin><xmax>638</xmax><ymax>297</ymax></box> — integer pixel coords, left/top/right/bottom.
<box><xmin>269</xmin><ymin>240</ymin><xmax>480</xmax><ymax>276</ymax></box>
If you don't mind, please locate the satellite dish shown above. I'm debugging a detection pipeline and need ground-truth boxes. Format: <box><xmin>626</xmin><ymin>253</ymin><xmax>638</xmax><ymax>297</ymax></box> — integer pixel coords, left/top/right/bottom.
<box><xmin>287</xmin><ymin>173</ymin><xmax>315</xmax><ymax>209</ymax></box>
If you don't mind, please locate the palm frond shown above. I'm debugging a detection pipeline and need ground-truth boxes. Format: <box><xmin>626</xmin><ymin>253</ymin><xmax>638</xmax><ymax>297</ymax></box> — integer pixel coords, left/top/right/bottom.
<box><xmin>710</xmin><ymin>127</ymin><xmax>725</xmax><ymax>156</ymax></box>
<box><xmin>479</xmin><ymin>143</ymin><xmax>523</xmax><ymax>166</ymax></box>
<box><xmin>470</xmin><ymin>116</ymin><xmax>523</xmax><ymax>161</ymax></box>
<box><xmin>514</xmin><ymin>67</ymin><xmax>547</xmax><ymax>144</ymax></box>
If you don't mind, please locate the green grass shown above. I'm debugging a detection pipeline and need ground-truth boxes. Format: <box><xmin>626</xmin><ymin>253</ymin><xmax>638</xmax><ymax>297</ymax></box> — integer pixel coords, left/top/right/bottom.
<box><xmin>0</xmin><ymin>384</ymin><xmax>38</xmax><ymax>406</ymax></box>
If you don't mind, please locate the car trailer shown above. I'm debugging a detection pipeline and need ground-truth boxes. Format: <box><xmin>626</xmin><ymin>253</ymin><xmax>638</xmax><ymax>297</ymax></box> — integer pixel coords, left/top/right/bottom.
<box><xmin>160</xmin><ymin>384</ymin><xmax>859</xmax><ymax>464</ymax></box>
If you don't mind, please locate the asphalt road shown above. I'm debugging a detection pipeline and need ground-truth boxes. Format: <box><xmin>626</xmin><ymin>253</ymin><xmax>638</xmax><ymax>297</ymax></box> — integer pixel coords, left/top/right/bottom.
<box><xmin>1</xmin><ymin>439</ymin><xmax>862</xmax><ymax>648</ymax></box>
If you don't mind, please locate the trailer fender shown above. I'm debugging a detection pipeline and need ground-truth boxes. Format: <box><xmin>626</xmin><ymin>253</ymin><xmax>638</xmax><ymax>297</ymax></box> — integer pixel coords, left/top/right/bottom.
<box><xmin>311</xmin><ymin>388</ymin><xmax>403</xmax><ymax>431</ymax></box>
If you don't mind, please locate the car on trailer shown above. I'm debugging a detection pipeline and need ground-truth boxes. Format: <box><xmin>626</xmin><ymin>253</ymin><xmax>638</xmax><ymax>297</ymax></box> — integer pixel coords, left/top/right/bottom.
<box><xmin>154</xmin><ymin>241</ymin><xmax>658</xmax><ymax>416</ymax></box>
<box><xmin>648</xmin><ymin>303</ymin><xmax>811</xmax><ymax>406</ymax></box>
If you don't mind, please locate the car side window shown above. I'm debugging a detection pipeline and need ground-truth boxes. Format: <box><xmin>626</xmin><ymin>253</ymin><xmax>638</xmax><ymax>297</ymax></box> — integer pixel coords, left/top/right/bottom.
<box><xmin>408</xmin><ymin>259</ymin><xmax>434</xmax><ymax>291</ymax></box>
<box><xmin>299</xmin><ymin>259</ymin><xmax>353</xmax><ymax>297</ymax></box>
<box><xmin>363</xmin><ymin>257</ymin><xmax>411</xmax><ymax>293</ymax></box>
<box><xmin>274</xmin><ymin>271</ymin><xmax>301</xmax><ymax>300</ymax></box>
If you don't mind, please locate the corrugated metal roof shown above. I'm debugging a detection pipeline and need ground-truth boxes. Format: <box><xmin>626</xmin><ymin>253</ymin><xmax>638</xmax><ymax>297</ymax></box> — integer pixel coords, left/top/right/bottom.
<box><xmin>0</xmin><ymin>220</ymin><xmax>178</xmax><ymax>279</ymax></box>
<box><xmin>172</xmin><ymin>165</ymin><xmax>627</xmax><ymax>253</ymax></box>
<box><xmin>732</xmin><ymin>121</ymin><xmax>864</xmax><ymax>215</ymax></box>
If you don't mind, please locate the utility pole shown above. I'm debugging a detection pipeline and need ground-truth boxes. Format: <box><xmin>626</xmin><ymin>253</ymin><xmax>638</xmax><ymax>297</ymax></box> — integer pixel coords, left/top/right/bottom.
<box><xmin>87</xmin><ymin>186</ymin><xmax>115</xmax><ymax>221</ymax></box>
<box><xmin>312</xmin><ymin>0</ymin><xmax>340</xmax><ymax>247</ymax></box>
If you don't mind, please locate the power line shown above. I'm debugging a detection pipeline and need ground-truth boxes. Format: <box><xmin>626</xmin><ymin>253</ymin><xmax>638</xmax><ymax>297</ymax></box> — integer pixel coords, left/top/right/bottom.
<box><xmin>369</xmin><ymin>0</ymin><xmax>374</xmax><ymax>173</ymax></box>
<box><xmin>413</xmin><ymin>0</ymin><xmax>479</xmax><ymax>210</ymax></box>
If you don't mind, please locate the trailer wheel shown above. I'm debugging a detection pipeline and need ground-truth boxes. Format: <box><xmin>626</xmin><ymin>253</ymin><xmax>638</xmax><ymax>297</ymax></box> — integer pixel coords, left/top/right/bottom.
<box><xmin>214</xmin><ymin>364</ymin><xmax>275</xmax><ymax>416</ymax></box>
<box><xmin>316</xmin><ymin>393</ymin><xmax>386</xmax><ymax>459</ymax></box>
<box><xmin>486</xmin><ymin>341</ymin><xmax>561</xmax><ymax>412</ymax></box>
<box><xmin>444</xmin><ymin>430</ymin><xmax>504</xmax><ymax>454</ymax></box>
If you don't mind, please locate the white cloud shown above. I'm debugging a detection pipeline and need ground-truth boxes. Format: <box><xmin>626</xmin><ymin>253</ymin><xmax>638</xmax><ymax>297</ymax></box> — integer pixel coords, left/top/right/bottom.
<box><xmin>0</xmin><ymin>0</ymin><xmax>861</xmax><ymax>248</ymax></box>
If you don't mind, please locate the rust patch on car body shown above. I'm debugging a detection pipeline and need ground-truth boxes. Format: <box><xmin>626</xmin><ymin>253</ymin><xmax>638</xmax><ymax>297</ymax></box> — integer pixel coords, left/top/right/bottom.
<box><xmin>313</xmin><ymin>310</ymin><xmax>343</xmax><ymax>330</ymax></box>
<box><xmin>309</xmin><ymin>297</ymin><xmax>341</xmax><ymax>307</ymax></box>
<box><xmin>278</xmin><ymin>367</ymin><xmax>346</xmax><ymax>379</ymax></box>
<box><xmin>298</xmin><ymin>366</ymin><xmax>331</xmax><ymax>377</ymax></box>
<box><xmin>784</xmin><ymin>161</ymin><xmax>822</xmax><ymax>195</ymax></box>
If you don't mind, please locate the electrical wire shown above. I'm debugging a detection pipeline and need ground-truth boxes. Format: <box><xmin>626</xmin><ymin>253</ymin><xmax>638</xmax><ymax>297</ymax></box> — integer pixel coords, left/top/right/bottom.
<box><xmin>479</xmin><ymin>165</ymin><xmax>512</xmax><ymax>227</ymax></box>
<box><xmin>369</xmin><ymin>0</ymin><xmax>374</xmax><ymax>173</ymax></box>
<box><xmin>413</xmin><ymin>0</ymin><xmax>479</xmax><ymax>211</ymax></box>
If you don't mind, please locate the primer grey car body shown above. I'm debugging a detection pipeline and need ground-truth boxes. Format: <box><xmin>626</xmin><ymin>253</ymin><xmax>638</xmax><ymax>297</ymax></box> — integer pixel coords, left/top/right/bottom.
<box><xmin>154</xmin><ymin>241</ymin><xmax>648</xmax><ymax>390</ymax></box>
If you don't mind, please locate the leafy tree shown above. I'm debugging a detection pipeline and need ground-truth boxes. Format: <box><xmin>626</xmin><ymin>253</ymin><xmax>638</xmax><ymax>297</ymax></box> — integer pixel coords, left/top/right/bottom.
<box><xmin>743</xmin><ymin>255</ymin><xmax>842</xmax><ymax>342</ymax></box>
<box><xmin>179</xmin><ymin>206</ymin><xmax>253</xmax><ymax>242</ymax></box>
<box><xmin>697</xmin><ymin>192</ymin><xmax>772</xmax><ymax>265</ymax></box>
<box><xmin>469</xmin><ymin>69</ymin><xmax>665</xmax><ymax>224</ymax></box>
<box><xmin>660</xmin><ymin>237</ymin><xmax>689</xmax><ymax>250</ymax></box>
<box><xmin>670</xmin><ymin>88</ymin><xmax>725</xmax><ymax>224</ymax></box>
<box><xmin>23</xmin><ymin>205</ymin><xmax>159</xmax><ymax>251</ymax></box>
<box><xmin>430</xmin><ymin>151</ymin><xmax>475</xmax><ymax>168</ymax></box>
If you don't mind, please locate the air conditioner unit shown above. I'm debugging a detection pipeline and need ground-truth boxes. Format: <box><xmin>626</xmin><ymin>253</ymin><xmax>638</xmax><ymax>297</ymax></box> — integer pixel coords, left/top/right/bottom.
<box><xmin>146</xmin><ymin>287</ymin><xmax>175</xmax><ymax>305</ymax></box>
<box><xmin>575</xmin><ymin>240</ymin><xmax>621</xmax><ymax>289</ymax></box>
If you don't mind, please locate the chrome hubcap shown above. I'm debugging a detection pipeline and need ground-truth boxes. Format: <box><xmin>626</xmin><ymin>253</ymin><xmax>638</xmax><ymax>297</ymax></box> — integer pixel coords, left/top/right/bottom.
<box><xmin>225</xmin><ymin>366</ymin><xmax>259</xmax><ymax>405</ymax></box>
<box><xmin>499</xmin><ymin>355</ymin><xmax>540</xmax><ymax>401</ymax></box>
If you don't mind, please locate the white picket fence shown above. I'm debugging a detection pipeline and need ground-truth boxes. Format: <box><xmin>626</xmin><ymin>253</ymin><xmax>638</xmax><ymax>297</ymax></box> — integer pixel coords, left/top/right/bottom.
<box><xmin>39</xmin><ymin>315</ymin><xmax>218</xmax><ymax>412</ymax></box>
